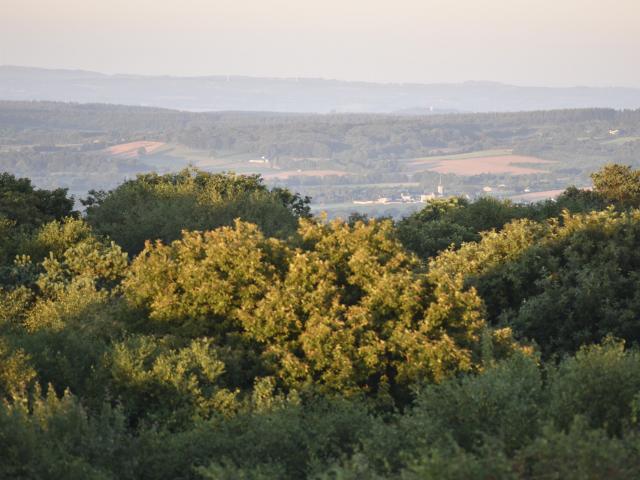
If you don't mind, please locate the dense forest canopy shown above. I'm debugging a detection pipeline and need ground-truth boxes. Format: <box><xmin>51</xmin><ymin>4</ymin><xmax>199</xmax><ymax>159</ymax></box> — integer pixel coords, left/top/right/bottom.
<box><xmin>2</xmin><ymin>164</ymin><xmax>640</xmax><ymax>478</ymax></box>
<box><xmin>2</xmin><ymin>102</ymin><xmax>639</xmax><ymax>165</ymax></box>
<box><xmin>82</xmin><ymin>168</ymin><xmax>311</xmax><ymax>254</ymax></box>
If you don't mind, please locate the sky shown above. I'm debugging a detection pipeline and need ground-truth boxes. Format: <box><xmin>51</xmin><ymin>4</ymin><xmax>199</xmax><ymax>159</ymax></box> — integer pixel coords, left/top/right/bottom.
<box><xmin>1</xmin><ymin>0</ymin><xmax>639</xmax><ymax>87</ymax></box>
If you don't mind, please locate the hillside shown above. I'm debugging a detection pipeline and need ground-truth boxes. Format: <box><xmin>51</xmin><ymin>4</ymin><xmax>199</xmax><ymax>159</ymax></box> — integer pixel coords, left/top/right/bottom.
<box><xmin>2</xmin><ymin>101</ymin><xmax>640</xmax><ymax>216</ymax></box>
<box><xmin>2</xmin><ymin>66</ymin><xmax>640</xmax><ymax>113</ymax></box>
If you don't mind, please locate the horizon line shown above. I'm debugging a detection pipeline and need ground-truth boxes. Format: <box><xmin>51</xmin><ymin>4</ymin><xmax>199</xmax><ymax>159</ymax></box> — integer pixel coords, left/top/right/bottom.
<box><xmin>2</xmin><ymin>64</ymin><xmax>640</xmax><ymax>91</ymax></box>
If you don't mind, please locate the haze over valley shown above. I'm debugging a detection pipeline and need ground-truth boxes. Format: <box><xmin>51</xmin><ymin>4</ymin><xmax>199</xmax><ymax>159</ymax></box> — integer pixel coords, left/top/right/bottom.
<box><xmin>3</xmin><ymin>66</ymin><xmax>640</xmax><ymax>114</ymax></box>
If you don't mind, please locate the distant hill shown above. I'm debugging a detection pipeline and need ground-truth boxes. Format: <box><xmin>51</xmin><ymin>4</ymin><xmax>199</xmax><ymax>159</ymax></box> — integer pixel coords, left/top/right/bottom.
<box><xmin>2</xmin><ymin>66</ymin><xmax>640</xmax><ymax>113</ymax></box>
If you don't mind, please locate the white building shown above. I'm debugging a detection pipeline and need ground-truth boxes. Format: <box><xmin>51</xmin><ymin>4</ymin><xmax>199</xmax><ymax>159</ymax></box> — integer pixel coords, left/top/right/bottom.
<box><xmin>437</xmin><ymin>176</ymin><xmax>444</xmax><ymax>196</ymax></box>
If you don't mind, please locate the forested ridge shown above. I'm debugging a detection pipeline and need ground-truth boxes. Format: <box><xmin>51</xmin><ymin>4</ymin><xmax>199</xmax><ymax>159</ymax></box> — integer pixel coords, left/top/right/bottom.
<box><xmin>3</xmin><ymin>102</ymin><xmax>639</xmax><ymax>168</ymax></box>
<box><xmin>2</xmin><ymin>164</ymin><xmax>640</xmax><ymax>478</ymax></box>
<box><xmin>2</xmin><ymin>101</ymin><xmax>640</xmax><ymax>211</ymax></box>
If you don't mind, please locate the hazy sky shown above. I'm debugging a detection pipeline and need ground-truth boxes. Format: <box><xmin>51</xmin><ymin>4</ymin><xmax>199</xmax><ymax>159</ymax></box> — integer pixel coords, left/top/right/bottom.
<box><xmin>2</xmin><ymin>0</ymin><xmax>639</xmax><ymax>86</ymax></box>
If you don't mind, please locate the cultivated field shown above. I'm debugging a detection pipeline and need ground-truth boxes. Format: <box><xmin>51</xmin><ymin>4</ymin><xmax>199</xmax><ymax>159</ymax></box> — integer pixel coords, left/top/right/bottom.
<box><xmin>510</xmin><ymin>189</ymin><xmax>565</xmax><ymax>202</ymax></box>
<box><xmin>407</xmin><ymin>149</ymin><xmax>555</xmax><ymax>175</ymax></box>
<box><xmin>107</xmin><ymin>141</ymin><xmax>166</xmax><ymax>158</ymax></box>
<box><xmin>262</xmin><ymin>169</ymin><xmax>348</xmax><ymax>179</ymax></box>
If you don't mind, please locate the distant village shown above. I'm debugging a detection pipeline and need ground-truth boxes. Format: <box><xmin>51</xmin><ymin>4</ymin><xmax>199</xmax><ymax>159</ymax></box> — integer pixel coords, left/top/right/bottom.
<box><xmin>351</xmin><ymin>181</ymin><xmax>547</xmax><ymax>206</ymax></box>
<box><xmin>354</xmin><ymin>180</ymin><xmax>448</xmax><ymax>205</ymax></box>
<box><xmin>247</xmin><ymin>157</ymin><xmax>565</xmax><ymax>206</ymax></box>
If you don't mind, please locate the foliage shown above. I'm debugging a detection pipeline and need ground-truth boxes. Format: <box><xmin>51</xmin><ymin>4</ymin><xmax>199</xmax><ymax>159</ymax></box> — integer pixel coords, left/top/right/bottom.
<box><xmin>98</xmin><ymin>336</ymin><xmax>238</xmax><ymax>427</ymax></box>
<box><xmin>124</xmin><ymin>221</ymin><xmax>287</xmax><ymax>338</ymax></box>
<box><xmin>396</xmin><ymin>188</ymin><xmax>610</xmax><ymax>261</ymax></box>
<box><xmin>0</xmin><ymin>387</ymin><xmax>135</xmax><ymax>480</ymax></box>
<box><xmin>125</xmin><ymin>218</ymin><xmax>497</xmax><ymax>402</ymax></box>
<box><xmin>0</xmin><ymin>172</ymin><xmax>74</xmax><ymax>230</ymax></box>
<box><xmin>591</xmin><ymin>163</ymin><xmax>640</xmax><ymax>206</ymax></box>
<box><xmin>547</xmin><ymin>339</ymin><xmax>640</xmax><ymax>436</ymax></box>
<box><xmin>323</xmin><ymin>342</ymin><xmax>640</xmax><ymax>479</ymax></box>
<box><xmin>511</xmin><ymin>420</ymin><xmax>640</xmax><ymax>480</ymax></box>
<box><xmin>0</xmin><ymin>174</ymin><xmax>76</xmax><ymax>275</ymax></box>
<box><xmin>83</xmin><ymin>168</ymin><xmax>309</xmax><ymax>254</ymax></box>
<box><xmin>1</xmin><ymin>165</ymin><xmax>640</xmax><ymax>478</ymax></box>
<box><xmin>134</xmin><ymin>397</ymin><xmax>374</xmax><ymax>480</ymax></box>
<box><xmin>424</xmin><ymin>206</ymin><xmax>640</xmax><ymax>355</ymax></box>
<box><xmin>2</xmin><ymin>333</ymin><xmax>640</xmax><ymax>479</ymax></box>
<box><xmin>0</xmin><ymin>339</ymin><xmax>36</xmax><ymax>399</ymax></box>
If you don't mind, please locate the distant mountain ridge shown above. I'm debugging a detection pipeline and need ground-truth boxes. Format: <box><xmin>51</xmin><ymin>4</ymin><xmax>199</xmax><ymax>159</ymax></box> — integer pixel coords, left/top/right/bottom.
<box><xmin>1</xmin><ymin>66</ymin><xmax>640</xmax><ymax>113</ymax></box>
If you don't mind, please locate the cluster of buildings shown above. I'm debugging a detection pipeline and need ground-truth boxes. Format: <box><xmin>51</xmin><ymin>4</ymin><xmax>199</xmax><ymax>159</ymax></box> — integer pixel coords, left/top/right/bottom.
<box><xmin>351</xmin><ymin>181</ymin><xmax>540</xmax><ymax>206</ymax></box>
<box><xmin>248</xmin><ymin>156</ymin><xmax>270</xmax><ymax>165</ymax></box>
<box><xmin>353</xmin><ymin>180</ymin><xmax>446</xmax><ymax>205</ymax></box>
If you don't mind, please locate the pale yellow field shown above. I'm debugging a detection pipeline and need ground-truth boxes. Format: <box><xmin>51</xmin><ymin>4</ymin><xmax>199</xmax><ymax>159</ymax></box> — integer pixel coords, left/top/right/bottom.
<box><xmin>408</xmin><ymin>150</ymin><xmax>555</xmax><ymax>176</ymax></box>
<box><xmin>262</xmin><ymin>169</ymin><xmax>348</xmax><ymax>179</ymax></box>
<box><xmin>510</xmin><ymin>189</ymin><xmax>565</xmax><ymax>202</ymax></box>
<box><xmin>107</xmin><ymin>141</ymin><xmax>166</xmax><ymax>158</ymax></box>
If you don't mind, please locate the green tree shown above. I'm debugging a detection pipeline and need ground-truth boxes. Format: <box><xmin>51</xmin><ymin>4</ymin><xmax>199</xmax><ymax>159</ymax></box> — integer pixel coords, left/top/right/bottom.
<box><xmin>591</xmin><ymin>163</ymin><xmax>640</xmax><ymax>207</ymax></box>
<box><xmin>126</xmin><ymin>218</ymin><xmax>507</xmax><ymax>403</ymax></box>
<box><xmin>0</xmin><ymin>172</ymin><xmax>74</xmax><ymax>230</ymax></box>
<box><xmin>84</xmin><ymin>168</ymin><xmax>310</xmax><ymax>254</ymax></box>
<box><xmin>427</xmin><ymin>208</ymin><xmax>640</xmax><ymax>356</ymax></box>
